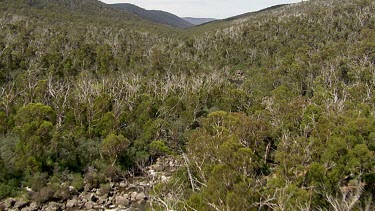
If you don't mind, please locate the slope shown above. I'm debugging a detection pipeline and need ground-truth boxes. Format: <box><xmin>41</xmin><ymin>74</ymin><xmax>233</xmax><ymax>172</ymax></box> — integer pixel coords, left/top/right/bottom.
<box><xmin>0</xmin><ymin>0</ymin><xmax>178</xmax><ymax>34</ymax></box>
<box><xmin>185</xmin><ymin>3</ymin><xmax>291</xmax><ymax>34</ymax></box>
<box><xmin>0</xmin><ymin>0</ymin><xmax>374</xmax><ymax>210</ymax></box>
<box><xmin>111</xmin><ymin>3</ymin><xmax>193</xmax><ymax>28</ymax></box>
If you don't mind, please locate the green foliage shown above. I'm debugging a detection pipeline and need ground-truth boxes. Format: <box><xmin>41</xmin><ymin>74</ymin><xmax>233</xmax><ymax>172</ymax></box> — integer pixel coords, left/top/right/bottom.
<box><xmin>84</xmin><ymin>171</ymin><xmax>106</xmax><ymax>190</ymax></box>
<box><xmin>0</xmin><ymin>184</ymin><xmax>12</xmax><ymax>200</ymax></box>
<box><xmin>95</xmin><ymin>112</ymin><xmax>115</xmax><ymax>137</ymax></box>
<box><xmin>149</xmin><ymin>140</ymin><xmax>172</xmax><ymax>157</ymax></box>
<box><xmin>25</xmin><ymin>172</ymin><xmax>48</xmax><ymax>192</ymax></box>
<box><xmin>0</xmin><ymin>112</ymin><xmax>6</xmax><ymax>136</ymax></box>
<box><xmin>100</xmin><ymin>133</ymin><xmax>130</xmax><ymax>166</ymax></box>
<box><xmin>14</xmin><ymin>103</ymin><xmax>55</xmax><ymax>172</ymax></box>
<box><xmin>0</xmin><ymin>0</ymin><xmax>374</xmax><ymax>209</ymax></box>
<box><xmin>71</xmin><ymin>173</ymin><xmax>84</xmax><ymax>191</ymax></box>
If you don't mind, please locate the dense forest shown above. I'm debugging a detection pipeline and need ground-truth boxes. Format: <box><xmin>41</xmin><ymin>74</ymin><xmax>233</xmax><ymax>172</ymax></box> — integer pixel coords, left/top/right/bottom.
<box><xmin>0</xmin><ymin>0</ymin><xmax>374</xmax><ymax>210</ymax></box>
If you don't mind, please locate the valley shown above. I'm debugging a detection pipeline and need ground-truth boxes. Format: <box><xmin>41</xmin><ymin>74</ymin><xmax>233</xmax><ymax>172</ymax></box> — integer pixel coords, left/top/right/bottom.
<box><xmin>0</xmin><ymin>0</ymin><xmax>374</xmax><ymax>210</ymax></box>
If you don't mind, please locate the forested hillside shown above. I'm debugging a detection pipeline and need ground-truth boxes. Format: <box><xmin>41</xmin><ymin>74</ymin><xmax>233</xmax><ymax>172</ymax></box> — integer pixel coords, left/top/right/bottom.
<box><xmin>111</xmin><ymin>3</ymin><xmax>194</xmax><ymax>28</ymax></box>
<box><xmin>0</xmin><ymin>0</ymin><xmax>374</xmax><ymax>210</ymax></box>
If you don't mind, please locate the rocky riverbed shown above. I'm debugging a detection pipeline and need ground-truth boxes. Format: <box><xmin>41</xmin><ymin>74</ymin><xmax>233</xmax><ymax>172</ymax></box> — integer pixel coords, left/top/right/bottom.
<box><xmin>0</xmin><ymin>157</ymin><xmax>180</xmax><ymax>211</ymax></box>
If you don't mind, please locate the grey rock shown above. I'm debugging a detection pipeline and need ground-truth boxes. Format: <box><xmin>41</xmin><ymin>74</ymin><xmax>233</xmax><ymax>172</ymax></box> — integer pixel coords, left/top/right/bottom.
<box><xmin>68</xmin><ymin>186</ymin><xmax>75</xmax><ymax>192</ymax></box>
<box><xmin>98</xmin><ymin>194</ymin><xmax>108</xmax><ymax>204</ymax></box>
<box><xmin>14</xmin><ymin>199</ymin><xmax>30</xmax><ymax>209</ymax></box>
<box><xmin>84</xmin><ymin>201</ymin><xmax>94</xmax><ymax>210</ymax></box>
<box><xmin>115</xmin><ymin>195</ymin><xmax>129</xmax><ymax>206</ymax></box>
<box><xmin>87</xmin><ymin>193</ymin><xmax>98</xmax><ymax>202</ymax></box>
<box><xmin>135</xmin><ymin>192</ymin><xmax>146</xmax><ymax>201</ymax></box>
<box><xmin>130</xmin><ymin>192</ymin><xmax>138</xmax><ymax>201</ymax></box>
<box><xmin>20</xmin><ymin>202</ymin><xmax>39</xmax><ymax>211</ymax></box>
<box><xmin>3</xmin><ymin>198</ymin><xmax>16</xmax><ymax>209</ymax></box>
<box><xmin>110</xmin><ymin>182</ymin><xmax>115</xmax><ymax>188</ymax></box>
<box><xmin>108</xmin><ymin>196</ymin><xmax>114</xmax><ymax>203</ymax></box>
<box><xmin>161</xmin><ymin>175</ymin><xmax>169</xmax><ymax>183</ymax></box>
<box><xmin>66</xmin><ymin>199</ymin><xmax>77</xmax><ymax>208</ymax></box>
<box><xmin>118</xmin><ymin>204</ymin><xmax>126</xmax><ymax>209</ymax></box>
<box><xmin>93</xmin><ymin>205</ymin><xmax>103</xmax><ymax>209</ymax></box>
<box><xmin>84</xmin><ymin>184</ymin><xmax>91</xmax><ymax>192</ymax></box>
<box><xmin>119</xmin><ymin>181</ymin><xmax>127</xmax><ymax>188</ymax></box>
<box><xmin>152</xmin><ymin>164</ymin><xmax>163</xmax><ymax>172</ymax></box>
<box><xmin>45</xmin><ymin>202</ymin><xmax>62</xmax><ymax>211</ymax></box>
<box><xmin>77</xmin><ymin>201</ymin><xmax>85</xmax><ymax>208</ymax></box>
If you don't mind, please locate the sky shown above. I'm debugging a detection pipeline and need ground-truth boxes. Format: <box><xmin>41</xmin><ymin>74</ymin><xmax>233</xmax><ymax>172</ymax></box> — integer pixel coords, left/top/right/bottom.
<box><xmin>99</xmin><ymin>0</ymin><xmax>304</xmax><ymax>19</ymax></box>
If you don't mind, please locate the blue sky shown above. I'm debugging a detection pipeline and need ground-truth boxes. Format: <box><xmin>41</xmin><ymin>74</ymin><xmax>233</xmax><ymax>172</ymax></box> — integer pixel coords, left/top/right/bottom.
<box><xmin>100</xmin><ymin>0</ymin><xmax>304</xmax><ymax>19</ymax></box>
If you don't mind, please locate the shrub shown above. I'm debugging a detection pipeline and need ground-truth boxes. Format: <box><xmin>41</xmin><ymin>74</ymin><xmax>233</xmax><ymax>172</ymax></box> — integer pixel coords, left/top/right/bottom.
<box><xmin>53</xmin><ymin>184</ymin><xmax>71</xmax><ymax>201</ymax></box>
<box><xmin>0</xmin><ymin>183</ymin><xmax>13</xmax><ymax>200</ymax></box>
<box><xmin>102</xmin><ymin>165</ymin><xmax>122</xmax><ymax>182</ymax></box>
<box><xmin>100</xmin><ymin>134</ymin><xmax>130</xmax><ymax>166</ymax></box>
<box><xmin>149</xmin><ymin>140</ymin><xmax>171</xmax><ymax>157</ymax></box>
<box><xmin>31</xmin><ymin>186</ymin><xmax>54</xmax><ymax>204</ymax></box>
<box><xmin>71</xmin><ymin>173</ymin><xmax>84</xmax><ymax>191</ymax></box>
<box><xmin>99</xmin><ymin>183</ymin><xmax>111</xmax><ymax>196</ymax></box>
<box><xmin>26</xmin><ymin>172</ymin><xmax>48</xmax><ymax>192</ymax></box>
<box><xmin>85</xmin><ymin>171</ymin><xmax>105</xmax><ymax>189</ymax></box>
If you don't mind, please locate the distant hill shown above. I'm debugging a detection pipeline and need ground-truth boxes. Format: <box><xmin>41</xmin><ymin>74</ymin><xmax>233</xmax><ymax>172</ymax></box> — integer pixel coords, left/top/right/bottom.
<box><xmin>224</xmin><ymin>4</ymin><xmax>289</xmax><ymax>21</ymax></box>
<box><xmin>183</xmin><ymin>17</ymin><xmax>216</xmax><ymax>25</ymax></box>
<box><xmin>1</xmin><ymin>0</ymin><xmax>374</xmax><ymax>210</ymax></box>
<box><xmin>186</xmin><ymin>3</ymin><xmax>291</xmax><ymax>33</ymax></box>
<box><xmin>111</xmin><ymin>3</ymin><xmax>193</xmax><ymax>28</ymax></box>
<box><xmin>0</xmin><ymin>0</ymin><xmax>176</xmax><ymax>33</ymax></box>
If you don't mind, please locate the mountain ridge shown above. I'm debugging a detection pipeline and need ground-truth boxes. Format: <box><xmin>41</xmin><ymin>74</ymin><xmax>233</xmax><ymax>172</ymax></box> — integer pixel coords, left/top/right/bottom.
<box><xmin>1</xmin><ymin>0</ymin><xmax>374</xmax><ymax>210</ymax></box>
<box><xmin>111</xmin><ymin>3</ymin><xmax>194</xmax><ymax>28</ymax></box>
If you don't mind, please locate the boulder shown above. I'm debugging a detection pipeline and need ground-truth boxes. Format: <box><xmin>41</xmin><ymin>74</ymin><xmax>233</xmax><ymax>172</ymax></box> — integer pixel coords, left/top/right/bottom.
<box><xmin>135</xmin><ymin>192</ymin><xmax>146</xmax><ymax>201</ymax></box>
<box><xmin>130</xmin><ymin>192</ymin><xmax>138</xmax><ymax>202</ymax></box>
<box><xmin>152</xmin><ymin>164</ymin><xmax>163</xmax><ymax>172</ymax></box>
<box><xmin>119</xmin><ymin>181</ymin><xmax>127</xmax><ymax>188</ymax></box>
<box><xmin>77</xmin><ymin>201</ymin><xmax>85</xmax><ymax>209</ymax></box>
<box><xmin>84</xmin><ymin>201</ymin><xmax>94</xmax><ymax>210</ymax></box>
<box><xmin>68</xmin><ymin>186</ymin><xmax>75</xmax><ymax>192</ymax></box>
<box><xmin>109</xmin><ymin>182</ymin><xmax>115</xmax><ymax>188</ymax></box>
<box><xmin>161</xmin><ymin>175</ymin><xmax>169</xmax><ymax>183</ymax></box>
<box><xmin>87</xmin><ymin>193</ymin><xmax>98</xmax><ymax>202</ymax></box>
<box><xmin>84</xmin><ymin>184</ymin><xmax>91</xmax><ymax>192</ymax></box>
<box><xmin>98</xmin><ymin>194</ymin><xmax>108</xmax><ymax>204</ymax></box>
<box><xmin>21</xmin><ymin>202</ymin><xmax>39</xmax><ymax>211</ymax></box>
<box><xmin>93</xmin><ymin>205</ymin><xmax>103</xmax><ymax>209</ymax></box>
<box><xmin>108</xmin><ymin>196</ymin><xmax>114</xmax><ymax>203</ymax></box>
<box><xmin>115</xmin><ymin>195</ymin><xmax>129</xmax><ymax>206</ymax></box>
<box><xmin>2</xmin><ymin>198</ymin><xmax>16</xmax><ymax>209</ymax></box>
<box><xmin>66</xmin><ymin>198</ymin><xmax>77</xmax><ymax>208</ymax></box>
<box><xmin>118</xmin><ymin>204</ymin><xmax>126</xmax><ymax>209</ymax></box>
<box><xmin>45</xmin><ymin>202</ymin><xmax>62</xmax><ymax>211</ymax></box>
<box><xmin>14</xmin><ymin>199</ymin><xmax>30</xmax><ymax>209</ymax></box>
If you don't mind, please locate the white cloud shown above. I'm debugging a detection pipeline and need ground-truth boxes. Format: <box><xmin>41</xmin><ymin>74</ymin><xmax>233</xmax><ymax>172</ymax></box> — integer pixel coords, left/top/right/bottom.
<box><xmin>99</xmin><ymin>0</ymin><xmax>303</xmax><ymax>19</ymax></box>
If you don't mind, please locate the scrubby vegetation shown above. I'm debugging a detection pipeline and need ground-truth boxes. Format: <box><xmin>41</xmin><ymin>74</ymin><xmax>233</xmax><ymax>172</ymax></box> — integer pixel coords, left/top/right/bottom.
<box><xmin>0</xmin><ymin>0</ymin><xmax>374</xmax><ymax>210</ymax></box>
